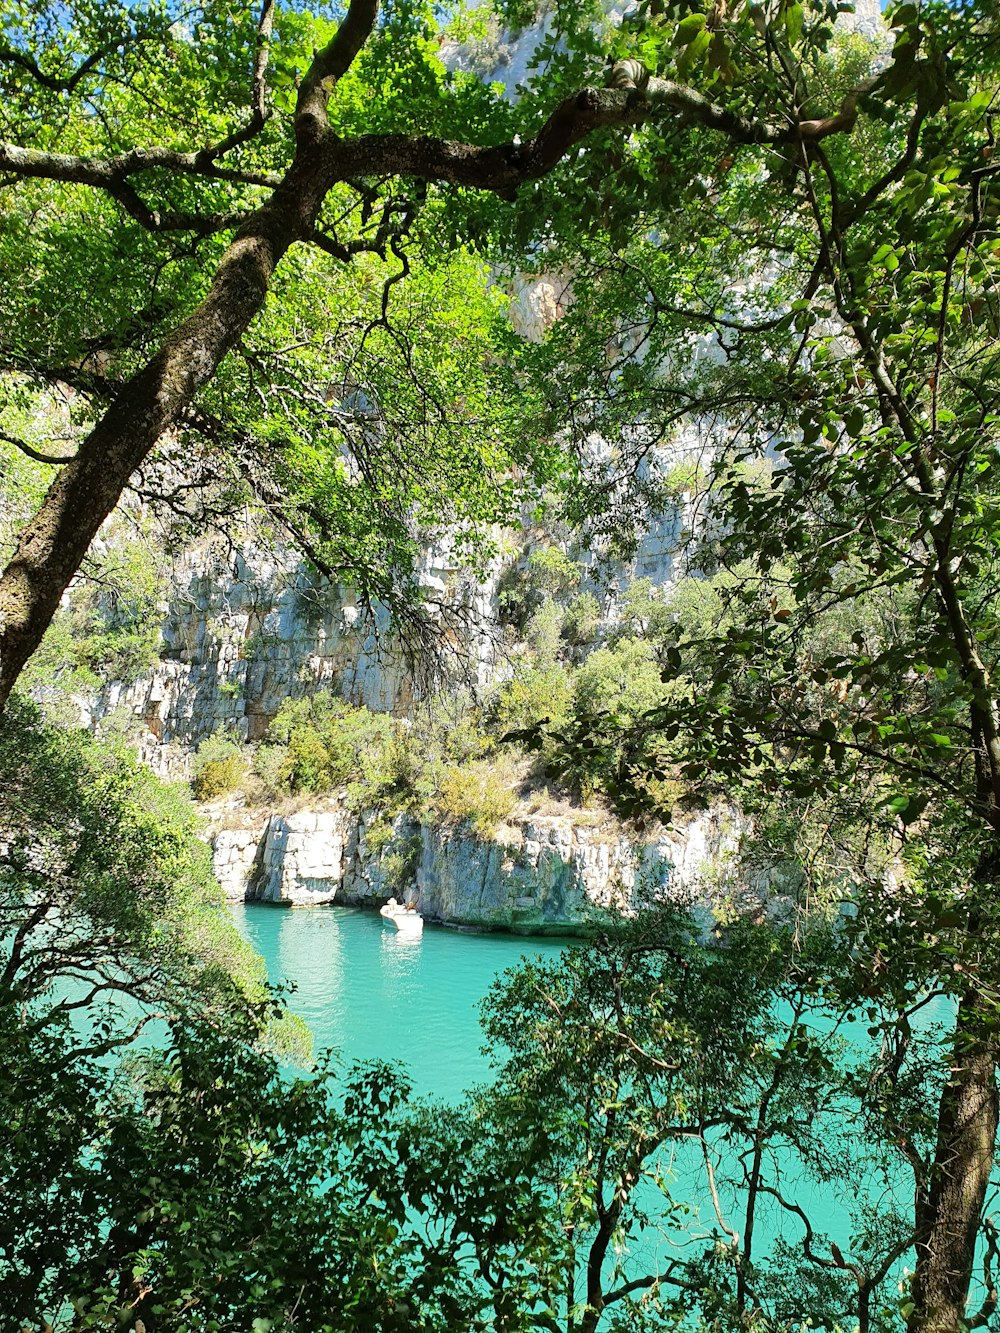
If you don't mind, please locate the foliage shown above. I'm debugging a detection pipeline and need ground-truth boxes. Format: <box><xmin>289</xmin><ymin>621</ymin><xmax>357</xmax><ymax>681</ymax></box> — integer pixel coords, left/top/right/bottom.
<box><xmin>505</xmin><ymin>3</ymin><xmax>1000</xmax><ymax>1324</ymax></box>
<box><xmin>191</xmin><ymin>732</ymin><xmax>248</xmax><ymax>801</ymax></box>
<box><xmin>4</xmin><ymin>1</ymin><xmax>1000</xmax><ymax>1327</ymax></box>
<box><xmin>572</xmin><ymin>636</ymin><xmax>668</xmax><ymax>722</ymax></box>
<box><xmin>13</xmin><ymin>523</ymin><xmax>168</xmax><ymax>711</ymax></box>
<box><xmin>499</xmin><ymin>546</ymin><xmax>584</xmax><ymax>631</ymax></box>
<box><xmin>452</xmin><ymin>909</ymin><xmax>951</xmax><ymax>1333</ymax></box>
<box><xmin>409</xmin><ymin>688</ymin><xmax>495</xmax><ymax>768</ymax></box>
<box><xmin>256</xmin><ymin>692</ymin><xmax>400</xmax><ymax>796</ymax></box>
<box><xmin>561</xmin><ymin>590</ymin><xmax>602</xmax><ymax>648</ymax></box>
<box><xmin>378</xmin><ymin>827</ymin><xmax>424</xmax><ymax>896</ymax></box>
<box><xmin>253</xmin><ymin>688</ymin><xmax>519</xmax><ymax>845</ymax></box>
<box><xmin>0</xmin><ymin>998</ymin><xmax>482</xmax><ymax>1332</ymax></box>
<box><xmin>0</xmin><ymin>694</ymin><xmax>297</xmax><ymax>1056</ymax></box>
<box><xmin>430</xmin><ymin>756</ymin><xmax>519</xmax><ymax>837</ymax></box>
<box><xmin>614</xmin><ymin>577</ymin><xmax>674</xmax><ymax>645</ymax></box>
<box><xmin>492</xmin><ymin>658</ymin><xmax>574</xmax><ymax>739</ymax></box>
<box><xmin>0</xmin><ymin>883</ymin><xmax>966</xmax><ymax>1333</ymax></box>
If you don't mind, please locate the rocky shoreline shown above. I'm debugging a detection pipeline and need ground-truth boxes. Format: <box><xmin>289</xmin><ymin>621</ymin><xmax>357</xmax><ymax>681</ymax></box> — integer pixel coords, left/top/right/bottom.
<box><xmin>209</xmin><ymin>799</ymin><xmax>790</xmax><ymax>933</ymax></box>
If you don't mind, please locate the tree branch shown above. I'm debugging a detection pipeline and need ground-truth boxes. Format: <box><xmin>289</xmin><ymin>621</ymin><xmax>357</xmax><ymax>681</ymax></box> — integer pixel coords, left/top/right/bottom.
<box><xmin>0</xmin><ymin>43</ymin><xmax>110</xmax><ymax>93</ymax></box>
<box><xmin>296</xmin><ymin>0</ymin><xmax>381</xmax><ymax>140</ymax></box>
<box><xmin>0</xmin><ymin>429</ymin><xmax>76</xmax><ymax>466</ymax></box>
<box><xmin>104</xmin><ymin>178</ymin><xmax>251</xmax><ymax>234</ymax></box>
<box><xmin>195</xmin><ymin>0</ymin><xmax>276</xmax><ymax>166</ymax></box>
<box><xmin>0</xmin><ymin>142</ymin><xmax>280</xmax><ymax>193</ymax></box>
<box><xmin>0</xmin><ymin>63</ymin><xmax>881</xmax><ymax>211</ymax></box>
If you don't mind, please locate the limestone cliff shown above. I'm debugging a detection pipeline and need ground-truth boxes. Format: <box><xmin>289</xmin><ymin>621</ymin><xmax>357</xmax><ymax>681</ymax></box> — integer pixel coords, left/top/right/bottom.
<box><xmin>207</xmin><ymin>798</ymin><xmax>785</xmax><ymax>933</ymax></box>
<box><xmin>85</xmin><ymin>536</ymin><xmax>502</xmax><ymax>775</ymax></box>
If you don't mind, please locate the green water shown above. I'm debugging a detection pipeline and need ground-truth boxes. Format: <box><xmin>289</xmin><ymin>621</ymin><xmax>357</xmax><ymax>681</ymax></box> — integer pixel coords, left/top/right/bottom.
<box><xmin>231</xmin><ymin>903</ymin><xmax>978</xmax><ymax>1311</ymax></box>
<box><xmin>231</xmin><ymin>902</ymin><xmax>574</xmax><ymax>1098</ymax></box>
<box><xmin>233</xmin><ymin>903</ymin><xmax>847</xmax><ymax>1234</ymax></box>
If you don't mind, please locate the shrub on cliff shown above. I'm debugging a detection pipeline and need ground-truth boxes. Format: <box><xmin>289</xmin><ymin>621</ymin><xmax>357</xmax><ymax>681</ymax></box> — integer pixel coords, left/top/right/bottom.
<box><xmin>257</xmin><ymin>692</ymin><xmax>399</xmax><ymax>795</ymax></box>
<box><xmin>192</xmin><ymin>753</ymin><xmax>248</xmax><ymax>801</ymax></box>
<box><xmin>191</xmin><ymin>732</ymin><xmax>249</xmax><ymax>801</ymax></box>
<box><xmin>497</xmin><ymin>545</ymin><xmax>583</xmax><ymax>632</ymax></box>
<box><xmin>572</xmin><ymin>636</ymin><xmax>670</xmax><ymax>723</ymax></box>
<box><xmin>430</xmin><ymin>758</ymin><xmax>518</xmax><ymax>838</ymax></box>
<box><xmin>561</xmin><ymin>590</ymin><xmax>602</xmax><ymax>648</ymax></box>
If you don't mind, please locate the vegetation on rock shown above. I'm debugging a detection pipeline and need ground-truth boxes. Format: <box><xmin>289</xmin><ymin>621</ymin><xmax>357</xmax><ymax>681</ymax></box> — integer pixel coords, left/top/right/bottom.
<box><xmin>3</xmin><ymin>2</ymin><xmax>1000</xmax><ymax>1331</ymax></box>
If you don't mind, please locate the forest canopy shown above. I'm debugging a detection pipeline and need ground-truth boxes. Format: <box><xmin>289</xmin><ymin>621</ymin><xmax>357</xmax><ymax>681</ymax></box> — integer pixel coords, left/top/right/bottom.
<box><xmin>0</xmin><ymin>0</ymin><xmax>900</xmax><ymax>703</ymax></box>
<box><xmin>3</xmin><ymin>2</ymin><xmax>1000</xmax><ymax>1332</ymax></box>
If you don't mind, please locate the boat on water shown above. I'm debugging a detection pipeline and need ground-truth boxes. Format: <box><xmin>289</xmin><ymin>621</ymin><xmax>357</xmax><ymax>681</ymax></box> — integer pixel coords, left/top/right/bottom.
<box><xmin>379</xmin><ymin>897</ymin><xmax>424</xmax><ymax>934</ymax></box>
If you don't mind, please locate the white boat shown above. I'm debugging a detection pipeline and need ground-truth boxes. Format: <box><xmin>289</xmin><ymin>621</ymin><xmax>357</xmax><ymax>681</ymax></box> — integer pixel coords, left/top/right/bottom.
<box><xmin>379</xmin><ymin>897</ymin><xmax>424</xmax><ymax>934</ymax></box>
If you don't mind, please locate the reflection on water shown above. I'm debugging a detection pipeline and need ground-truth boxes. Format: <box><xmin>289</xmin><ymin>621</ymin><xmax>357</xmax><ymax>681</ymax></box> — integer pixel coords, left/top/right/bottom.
<box><xmin>231</xmin><ymin>903</ymin><xmax>571</xmax><ymax>1100</ymax></box>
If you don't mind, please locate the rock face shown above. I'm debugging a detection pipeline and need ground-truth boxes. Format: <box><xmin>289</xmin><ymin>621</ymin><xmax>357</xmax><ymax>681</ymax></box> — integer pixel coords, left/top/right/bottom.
<box><xmin>211</xmin><ymin>801</ymin><xmax>758</xmax><ymax>931</ymax></box>
<box><xmin>87</xmin><ymin>537</ymin><xmax>501</xmax><ymax>774</ymax></box>
<box><xmin>213</xmin><ymin>824</ymin><xmax>268</xmax><ymax>900</ymax></box>
<box><xmin>842</xmin><ymin>0</ymin><xmax>886</xmax><ymax>39</ymax></box>
<box><xmin>247</xmin><ymin>808</ymin><xmax>356</xmax><ymax>905</ymax></box>
<box><xmin>84</xmin><ymin>475</ymin><xmax>692</xmax><ymax>779</ymax></box>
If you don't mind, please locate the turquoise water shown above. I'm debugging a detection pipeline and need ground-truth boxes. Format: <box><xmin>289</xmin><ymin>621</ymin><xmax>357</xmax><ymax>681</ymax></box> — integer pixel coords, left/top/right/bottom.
<box><xmin>233</xmin><ymin>903</ymin><xmax>855</xmax><ymax>1237</ymax></box>
<box><xmin>233</xmin><ymin>904</ymin><xmax>860</xmax><ymax>1272</ymax></box>
<box><xmin>231</xmin><ymin>902</ymin><xmax>574</xmax><ymax>1097</ymax></box>
<box><xmin>232</xmin><ymin>903</ymin><xmax>973</xmax><ymax>1310</ymax></box>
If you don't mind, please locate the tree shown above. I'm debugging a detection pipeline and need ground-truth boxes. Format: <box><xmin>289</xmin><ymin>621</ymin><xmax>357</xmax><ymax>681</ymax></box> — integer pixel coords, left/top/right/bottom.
<box><xmin>407</xmin><ymin>910</ymin><xmax>958</xmax><ymax>1333</ymax></box>
<box><xmin>510</xmin><ymin>5</ymin><xmax>1000</xmax><ymax>1329</ymax></box>
<box><xmin>0</xmin><ymin>0</ymin><xmax>889</xmax><ymax>708</ymax></box>
<box><xmin>2</xmin><ymin>1000</ymin><xmax>481</xmax><ymax>1331</ymax></box>
<box><xmin>7</xmin><ymin>2</ymin><xmax>995</xmax><ymax>1327</ymax></box>
<box><xmin>0</xmin><ymin>694</ymin><xmax>284</xmax><ymax>1050</ymax></box>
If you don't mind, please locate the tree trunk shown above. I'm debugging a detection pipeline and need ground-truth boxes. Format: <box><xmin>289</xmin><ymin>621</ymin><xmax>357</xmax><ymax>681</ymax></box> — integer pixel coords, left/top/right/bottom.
<box><xmin>908</xmin><ymin>995</ymin><xmax>998</xmax><ymax>1333</ymax></box>
<box><xmin>0</xmin><ymin>166</ymin><xmax>325</xmax><ymax>708</ymax></box>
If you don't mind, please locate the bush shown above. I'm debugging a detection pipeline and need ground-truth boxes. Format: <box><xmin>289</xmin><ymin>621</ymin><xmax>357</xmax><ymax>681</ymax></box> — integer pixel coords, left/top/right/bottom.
<box><xmin>431</xmin><ymin>760</ymin><xmax>517</xmax><ymax>838</ymax></box>
<box><xmin>526</xmin><ymin>545</ymin><xmax>579</xmax><ymax>595</ymax></box>
<box><xmin>525</xmin><ymin>597</ymin><xmax>563</xmax><ymax>658</ymax></box>
<box><xmin>261</xmin><ymin>693</ymin><xmax>398</xmax><ymax>795</ymax></box>
<box><xmin>362</xmin><ymin>816</ymin><xmax>395</xmax><ymax>853</ymax></box>
<box><xmin>192</xmin><ymin>755</ymin><xmax>247</xmax><ymax>801</ymax></box>
<box><xmin>379</xmin><ymin>830</ymin><xmax>423</xmax><ymax>895</ymax></box>
<box><xmin>616</xmin><ymin>577</ymin><xmax>674</xmax><ymax>643</ymax></box>
<box><xmin>76</xmin><ymin>539</ymin><xmax>166</xmax><ymax>683</ymax></box>
<box><xmin>191</xmin><ymin>734</ymin><xmax>248</xmax><ymax>801</ymax></box>
<box><xmin>562</xmin><ymin>591</ymin><xmax>602</xmax><ymax>647</ymax></box>
<box><xmin>498</xmin><ymin>545</ymin><xmax>581</xmax><ymax>631</ymax></box>
<box><xmin>20</xmin><ymin>535</ymin><xmax>167</xmax><ymax>708</ymax></box>
<box><xmin>252</xmin><ymin>741</ymin><xmax>293</xmax><ymax>794</ymax></box>
<box><xmin>408</xmin><ymin>691</ymin><xmax>492</xmax><ymax>767</ymax></box>
<box><xmin>490</xmin><ymin>662</ymin><xmax>572</xmax><ymax>738</ymax></box>
<box><xmin>572</xmin><ymin>637</ymin><xmax>669</xmax><ymax>722</ymax></box>
<box><xmin>253</xmin><ymin>691</ymin><xmax>527</xmax><ymax>840</ymax></box>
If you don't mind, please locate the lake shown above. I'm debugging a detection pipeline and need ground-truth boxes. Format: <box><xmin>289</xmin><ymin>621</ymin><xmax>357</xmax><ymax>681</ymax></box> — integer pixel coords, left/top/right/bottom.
<box><xmin>232</xmin><ymin>901</ymin><xmax>574</xmax><ymax>1099</ymax></box>
<box><xmin>232</xmin><ymin>900</ymin><xmax>965</xmax><ymax>1314</ymax></box>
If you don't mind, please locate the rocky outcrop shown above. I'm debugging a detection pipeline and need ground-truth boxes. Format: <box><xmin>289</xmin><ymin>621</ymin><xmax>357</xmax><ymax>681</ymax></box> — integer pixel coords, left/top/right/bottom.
<box><xmin>213</xmin><ymin>824</ymin><xmax>268</xmax><ymax>900</ymax></box>
<box><xmin>248</xmin><ymin>808</ymin><xmax>357</xmax><ymax>905</ymax></box>
<box><xmin>86</xmin><ymin>537</ymin><xmax>502</xmax><ymax>774</ymax></box>
<box><xmin>81</xmin><ymin>480</ymin><xmax>693</xmax><ymax>780</ymax></box>
<box><xmin>210</xmin><ymin>800</ymin><xmax>763</xmax><ymax>932</ymax></box>
<box><xmin>408</xmin><ymin>817</ymin><xmax>671</xmax><ymax>931</ymax></box>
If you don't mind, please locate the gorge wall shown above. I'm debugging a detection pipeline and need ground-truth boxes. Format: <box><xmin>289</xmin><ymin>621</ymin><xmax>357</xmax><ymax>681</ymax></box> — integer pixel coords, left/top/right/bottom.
<box><xmin>209</xmin><ymin>798</ymin><xmax>790</xmax><ymax>933</ymax></box>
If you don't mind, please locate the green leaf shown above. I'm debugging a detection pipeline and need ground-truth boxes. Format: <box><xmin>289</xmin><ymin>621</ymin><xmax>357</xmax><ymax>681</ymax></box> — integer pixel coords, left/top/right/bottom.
<box><xmin>673</xmin><ymin>13</ymin><xmax>707</xmax><ymax>47</ymax></box>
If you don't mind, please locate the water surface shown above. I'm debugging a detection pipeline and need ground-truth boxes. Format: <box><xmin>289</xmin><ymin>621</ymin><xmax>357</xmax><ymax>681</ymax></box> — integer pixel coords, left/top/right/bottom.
<box><xmin>232</xmin><ymin>902</ymin><xmax>971</xmax><ymax>1304</ymax></box>
<box><xmin>232</xmin><ymin>902</ymin><xmax>573</xmax><ymax>1099</ymax></box>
